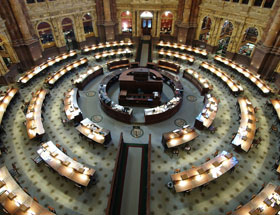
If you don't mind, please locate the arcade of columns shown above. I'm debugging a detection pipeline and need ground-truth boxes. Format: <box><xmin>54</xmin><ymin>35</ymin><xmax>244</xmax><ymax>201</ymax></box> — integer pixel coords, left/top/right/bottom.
<box><xmin>0</xmin><ymin>0</ymin><xmax>279</xmax><ymax>83</ymax></box>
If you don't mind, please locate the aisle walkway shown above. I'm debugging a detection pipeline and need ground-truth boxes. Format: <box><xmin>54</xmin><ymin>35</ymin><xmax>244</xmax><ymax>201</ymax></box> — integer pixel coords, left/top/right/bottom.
<box><xmin>140</xmin><ymin>42</ymin><xmax>149</xmax><ymax>67</ymax></box>
<box><xmin>120</xmin><ymin>146</ymin><xmax>143</xmax><ymax>215</ymax></box>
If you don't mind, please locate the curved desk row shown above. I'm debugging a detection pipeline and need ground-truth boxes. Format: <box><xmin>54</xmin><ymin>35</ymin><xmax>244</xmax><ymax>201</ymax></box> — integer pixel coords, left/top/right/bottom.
<box><xmin>45</xmin><ymin>57</ymin><xmax>88</xmax><ymax>86</ymax></box>
<box><xmin>231</xmin><ymin>97</ymin><xmax>256</xmax><ymax>152</ymax></box>
<box><xmin>74</xmin><ymin>66</ymin><xmax>104</xmax><ymax>90</ymax></box>
<box><xmin>194</xmin><ymin>94</ymin><xmax>219</xmax><ymax>130</ymax></box>
<box><xmin>99</xmin><ymin>70</ymin><xmax>133</xmax><ymax>123</ymax></box>
<box><xmin>95</xmin><ymin>48</ymin><xmax>133</xmax><ymax>61</ymax></box>
<box><xmin>158</xmin><ymin>49</ymin><xmax>195</xmax><ymax>65</ymax></box>
<box><xmin>157</xmin><ymin>60</ymin><xmax>181</xmax><ymax>74</ymax></box>
<box><xmin>200</xmin><ymin>62</ymin><xmax>244</xmax><ymax>95</ymax></box>
<box><xmin>156</xmin><ymin>41</ymin><xmax>208</xmax><ymax>58</ymax></box>
<box><xmin>0</xmin><ymin>166</ymin><xmax>54</xmax><ymax>215</ymax></box>
<box><xmin>82</xmin><ymin>40</ymin><xmax>133</xmax><ymax>54</ymax></box>
<box><xmin>17</xmin><ymin>50</ymin><xmax>77</xmax><ymax>84</ymax></box>
<box><xmin>37</xmin><ymin>141</ymin><xmax>95</xmax><ymax>187</ymax></box>
<box><xmin>0</xmin><ymin>87</ymin><xmax>18</xmax><ymax>125</ymax></box>
<box><xmin>144</xmin><ymin>70</ymin><xmax>184</xmax><ymax>124</ymax></box>
<box><xmin>171</xmin><ymin>151</ymin><xmax>238</xmax><ymax>192</ymax></box>
<box><xmin>26</xmin><ymin>89</ymin><xmax>48</xmax><ymax>140</ymax></box>
<box><xmin>64</xmin><ymin>88</ymin><xmax>83</xmax><ymax>122</ymax></box>
<box><xmin>162</xmin><ymin>125</ymin><xmax>198</xmax><ymax>149</ymax></box>
<box><xmin>107</xmin><ymin>58</ymin><xmax>130</xmax><ymax>71</ymax></box>
<box><xmin>270</xmin><ymin>99</ymin><xmax>280</xmax><ymax>121</ymax></box>
<box><xmin>183</xmin><ymin>68</ymin><xmax>213</xmax><ymax>95</ymax></box>
<box><xmin>233</xmin><ymin>183</ymin><xmax>280</xmax><ymax>215</ymax></box>
<box><xmin>75</xmin><ymin>118</ymin><xmax>111</xmax><ymax>145</ymax></box>
<box><xmin>214</xmin><ymin>55</ymin><xmax>273</xmax><ymax>95</ymax></box>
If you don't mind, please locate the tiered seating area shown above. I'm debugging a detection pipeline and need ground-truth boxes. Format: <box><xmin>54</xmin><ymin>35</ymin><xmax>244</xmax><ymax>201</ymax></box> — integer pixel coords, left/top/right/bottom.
<box><xmin>0</xmin><ymin>38</ymin><xmax>279</xmax><ymax>215</ymax></box>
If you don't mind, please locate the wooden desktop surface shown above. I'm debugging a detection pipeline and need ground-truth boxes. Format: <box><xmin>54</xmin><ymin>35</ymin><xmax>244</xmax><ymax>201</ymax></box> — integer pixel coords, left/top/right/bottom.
<box><xmin>231</xmin><ymin>97</ymin><xmax>256</xmax><ymax>152</ymax></box>
<box><xmin>0</xmin><ymin>166</ymin><xmax>54</xmax><ymax>215</ymax></box>
<box><xmin>171</xmin><ymin>151</ymin><xmax>238</xmax><ymax>192</ymax></box>
<box><xmin>233</xmin><ymin>183</ymin><xmax>280</xmax><ymax>215</ymax></box>
<box><xmin>26</xmin><ymin>89</ymin><xmax>48</xmax><ymax>139</ymax></box>
<box><xmin>0</xmin><ymin>88</ymin><xmax>18</xmax><ymax>125</ymax></box>
<box><xmin>37</xmin><ymin>141</ymin><xmax>95</xmax><ymax>187</ymax></box>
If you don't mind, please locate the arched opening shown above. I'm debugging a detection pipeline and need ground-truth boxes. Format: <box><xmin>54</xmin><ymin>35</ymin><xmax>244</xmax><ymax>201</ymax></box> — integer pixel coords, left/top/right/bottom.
<box><xmin>217</xmin><ymin>20</ymin><xmax>233</xmax><ymax>54</ymax></box>
<box><xmin>37</xmin><ymin>22</ymin><xmax>55</xmax><ymax>49</ymax></box>
<box><xmin>160</xmin><ymin>11</ymin><xmax>173</xmax><ymax>35</ymax></box>
<box><xmin>199</xmin><ymin>16</ymin><xmax>212</xmax><ymax>43</ymax></box>
<box><xmin>83</xmin><ymin>14</ymin><xmax>94</xmax><ymax>37</ymax></box>
<box><xmin>62</xmin><ymin>17</ymin><xmax>77</xmax><ymax>50</ymax></box>
<box><xmin>140</xmin><ymin>11</ymin><xmax>153</xmax><ymax>35</ymax></box>
<box><xmin>264</xmin><ymin>0</ymin><xmax>274</xmax><ymax>8</ymax></box>
<box><xmin>0</xmin><ymin>37</ymin><xmax>11</xmax><ymax>69</ymax></box>
<box><xmin>238</xmin><ymin>27</ymin><xmax>258</xmax><ymax>57</ymax></box>
<box><xmin>121</xmin><ymin>11</ymin><xmax>132</xmax><ymax>33</ymax></box>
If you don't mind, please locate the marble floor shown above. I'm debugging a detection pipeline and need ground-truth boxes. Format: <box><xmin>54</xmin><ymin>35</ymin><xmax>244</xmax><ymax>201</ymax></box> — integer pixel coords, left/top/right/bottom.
<box><xmin>0</xmin><ymin>47</ymin><xmax>279</xmax><ymax>215</ymax></box>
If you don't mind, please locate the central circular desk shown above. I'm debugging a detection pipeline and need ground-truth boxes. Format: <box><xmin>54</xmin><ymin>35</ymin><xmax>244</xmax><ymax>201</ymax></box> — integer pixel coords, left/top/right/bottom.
<box><xmin>98</xmin><ymin>67</ymin><xmax>184</xmax><ymax>124</ymax></box>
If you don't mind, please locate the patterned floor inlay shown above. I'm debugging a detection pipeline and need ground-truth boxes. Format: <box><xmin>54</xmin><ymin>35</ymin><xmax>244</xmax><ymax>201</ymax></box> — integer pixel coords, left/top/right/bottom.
<box><xmin>85</xmin><ymin>91</ymin><xmax>96</xmax><ymax>97</ymax></box>
<box><xmin>174</xmin><ymin>118</ymin><xmax>187</xmax><ymax>127</ymax></box>
<box><xmin>131</xmin><ymin>126</ymin><xmax>144</xmax><ymax>138</ymax></box>
<box><xmin>91</xmin><ymin>115</ymin><xmax>103</xmax><ymax>123</ymax></box>
<box><xmin>186</xmin><ymin>95</ymin><xmax>197</xmax><ymax>102</ymax></box>
<box><xmin>0</xmin><ymin>49</ymin><xmax>279</xmax><ymax>215</ymax></box>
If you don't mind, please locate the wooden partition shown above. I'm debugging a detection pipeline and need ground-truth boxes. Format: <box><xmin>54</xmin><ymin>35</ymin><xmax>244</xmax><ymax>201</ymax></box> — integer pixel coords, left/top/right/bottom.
<box><xmin>0</xmin><ymin>166</ymin><xmax>54</xmax><ymax>215</ymax></box>
<box><xmin>106</xmin><ymin>133</ymin><xmax>151</xmax><ymax>215</ymax></box>
<box><xmin>0</xmin><ymin>87</ymin><xmax>18</xmax><ymax>125</ymax></box>
<box><xmin>17</xmin><ymin>51</ymin><xmax>77</xmax><ymax>84</ymax></box>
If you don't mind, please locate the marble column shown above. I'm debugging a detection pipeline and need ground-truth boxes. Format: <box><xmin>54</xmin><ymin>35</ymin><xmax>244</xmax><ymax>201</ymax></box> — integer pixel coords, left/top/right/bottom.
<box><xmin>206</xmin><ymin>17</ymin><xmax>222</xmax><ymax>53</ymax></box>
<box><xmin>249</xmin><ymin>4</ymin><xmax>280</xmax><ymax>77</ymax></box>
<box><xmin>103</xmin><ymin>0</ymin><xmax>115</xmax><ymax>41</ymax></box>
<box><xmin>152</xmin><ymin>11</ymin><xmax>157</xmax><ymax>37</ymax></box>
<box><xmin>0</xmin><ymin>0</ymin><xmax>43</xmax><ymax>70</ymax></box>
<box><xmin>0</xmin><ymin>57</ymin><xmax>8</xmax><ymax>75</ymax></box>
<box><xmin>137</xmin><ymin>11</ymin><xmax>141</xmax><ymax>37</ymax></box>
<box><xmin>226</xmin><ymin>22</ymin><xmax>243</xmax><ymax>58</ymax></box>
<box><xmin>195</xmin><ymin>16</ymin><xmax>203</xmax><ymax>41</ymax></box>
<box><xmin>51</xmin><ymin>17</ymin><xmax>66</xmax><ymax>50</ymax></box>
<box><xmin>132</xmin><ymin>10</ymin><xmax>136</xmax><ymax>37</ymax></box>
<box><xmin>177</xmin><ymin>0</ymin><xmax>192</xmax><ymax>44</ymax></box>
<box><xmin>156</xmin><ymin>11</ymin><xmax>161</xmax><ymax>38</ymax></box>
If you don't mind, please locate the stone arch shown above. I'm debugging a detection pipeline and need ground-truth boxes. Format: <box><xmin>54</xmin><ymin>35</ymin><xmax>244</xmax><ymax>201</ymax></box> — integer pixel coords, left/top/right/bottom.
<box><xmin>160</xmin><ymin>11</ymin><xmax>173</xmax><ymax>35</ymax></box>
<box><xmin>217</xmin><ymin>20</ymin><xmax>234</xmax><ymax>54</ymax></box>
<box><xmin>36</xmin><ymin>21</ymin><xmax>56</xmax><ymax>49</ymax></box>
<box><xmin>120</xmin><ymin>10</ymin><xmax>132</xmax><ymax>33</ymax></box>
<box><xmin>82</xmin><ymin>13</ymin><xmax>94</xmax><ymax>36</ymax></box>
<box><xmin>199</xmin><ymin>16</ymin><xmax>212</xmax><ymax>43</ymax></box>
<box><xmin>238</xmin><ymin>26</ymin><xmax>259</xmax><ymax>57</ymax></box>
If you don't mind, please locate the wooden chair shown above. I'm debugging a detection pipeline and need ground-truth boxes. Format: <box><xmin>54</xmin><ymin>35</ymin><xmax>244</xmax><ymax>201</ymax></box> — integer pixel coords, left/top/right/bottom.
<box><xmin>62</xmin><ymin>148</ymin><xmax>67</xmax><ymax>155</ymax></box>
<box><xmin>33</xmin><ymin>197</ymin><xmax>39</xmax><ymax>202</ymax></box>
<box><xmin>226</xmin><ymin>212</ymin><xmax>232</xmax><ymax>215</ymax></box>
<box><xmin>213</xmin><ymin>150</ymin><xmax>219</xmax><ymax>157</ymax></box>
<box><xmin>235</xmin><ymin>205</ymin><xmax>242</xmax><ymax>210</ymax></box>
<box><xmin>174</xmin><ymin>168</ymin><xmax>180</xmax><ymax>173</ymax></box>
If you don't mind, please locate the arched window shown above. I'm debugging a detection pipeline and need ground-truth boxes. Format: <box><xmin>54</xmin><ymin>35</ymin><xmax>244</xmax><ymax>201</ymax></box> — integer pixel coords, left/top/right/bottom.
<box><xmin>62</xmin><ymin>18</ymin><xmax>77</xmax><ymax>50</ymax></box>
<box><xmin>121</xmin><ymin>11</ymin><xmax>132</xmax><ymax>33</ymax></box>
<box><xmin>264</xmin><ymin>0</ymin><xmax>274</xmax><ymax>8</ymax></box>
<box><xmin>83</xmin><ymin>14</ymin><xmax>94</xmax><ymax>37</ymax></box>
<box><xmin>0</xmin><ymin>38</ymin><xmax>11</xmax><ymax>69</ymax></box>
<box><xmin>217</xmin><ymin>20</ymin><xmax>233</xmax><ymax>54</ymax></box>
<box><xmin>37</xmin><ymin>22</ymin><xmax>55</xmax><ymax>48</ymax></box>
<box><xmin>140</xmin><ymin>11</ymin><xmax>153</xmax><ymax>18</ymax></box>
<box><xmin>199</xmin><ymin>16</ymin><xmax>212</xmax><ymax>43</ymax></box>
<box><xmin>238</xmin><ymin>27</ymin><xmax>258</xmax><ymax>57</ymax></box>
<box><xmin>160</xmin><ymin>11</ymin><xmax>173</xmax><ymax>35</ymax></box>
